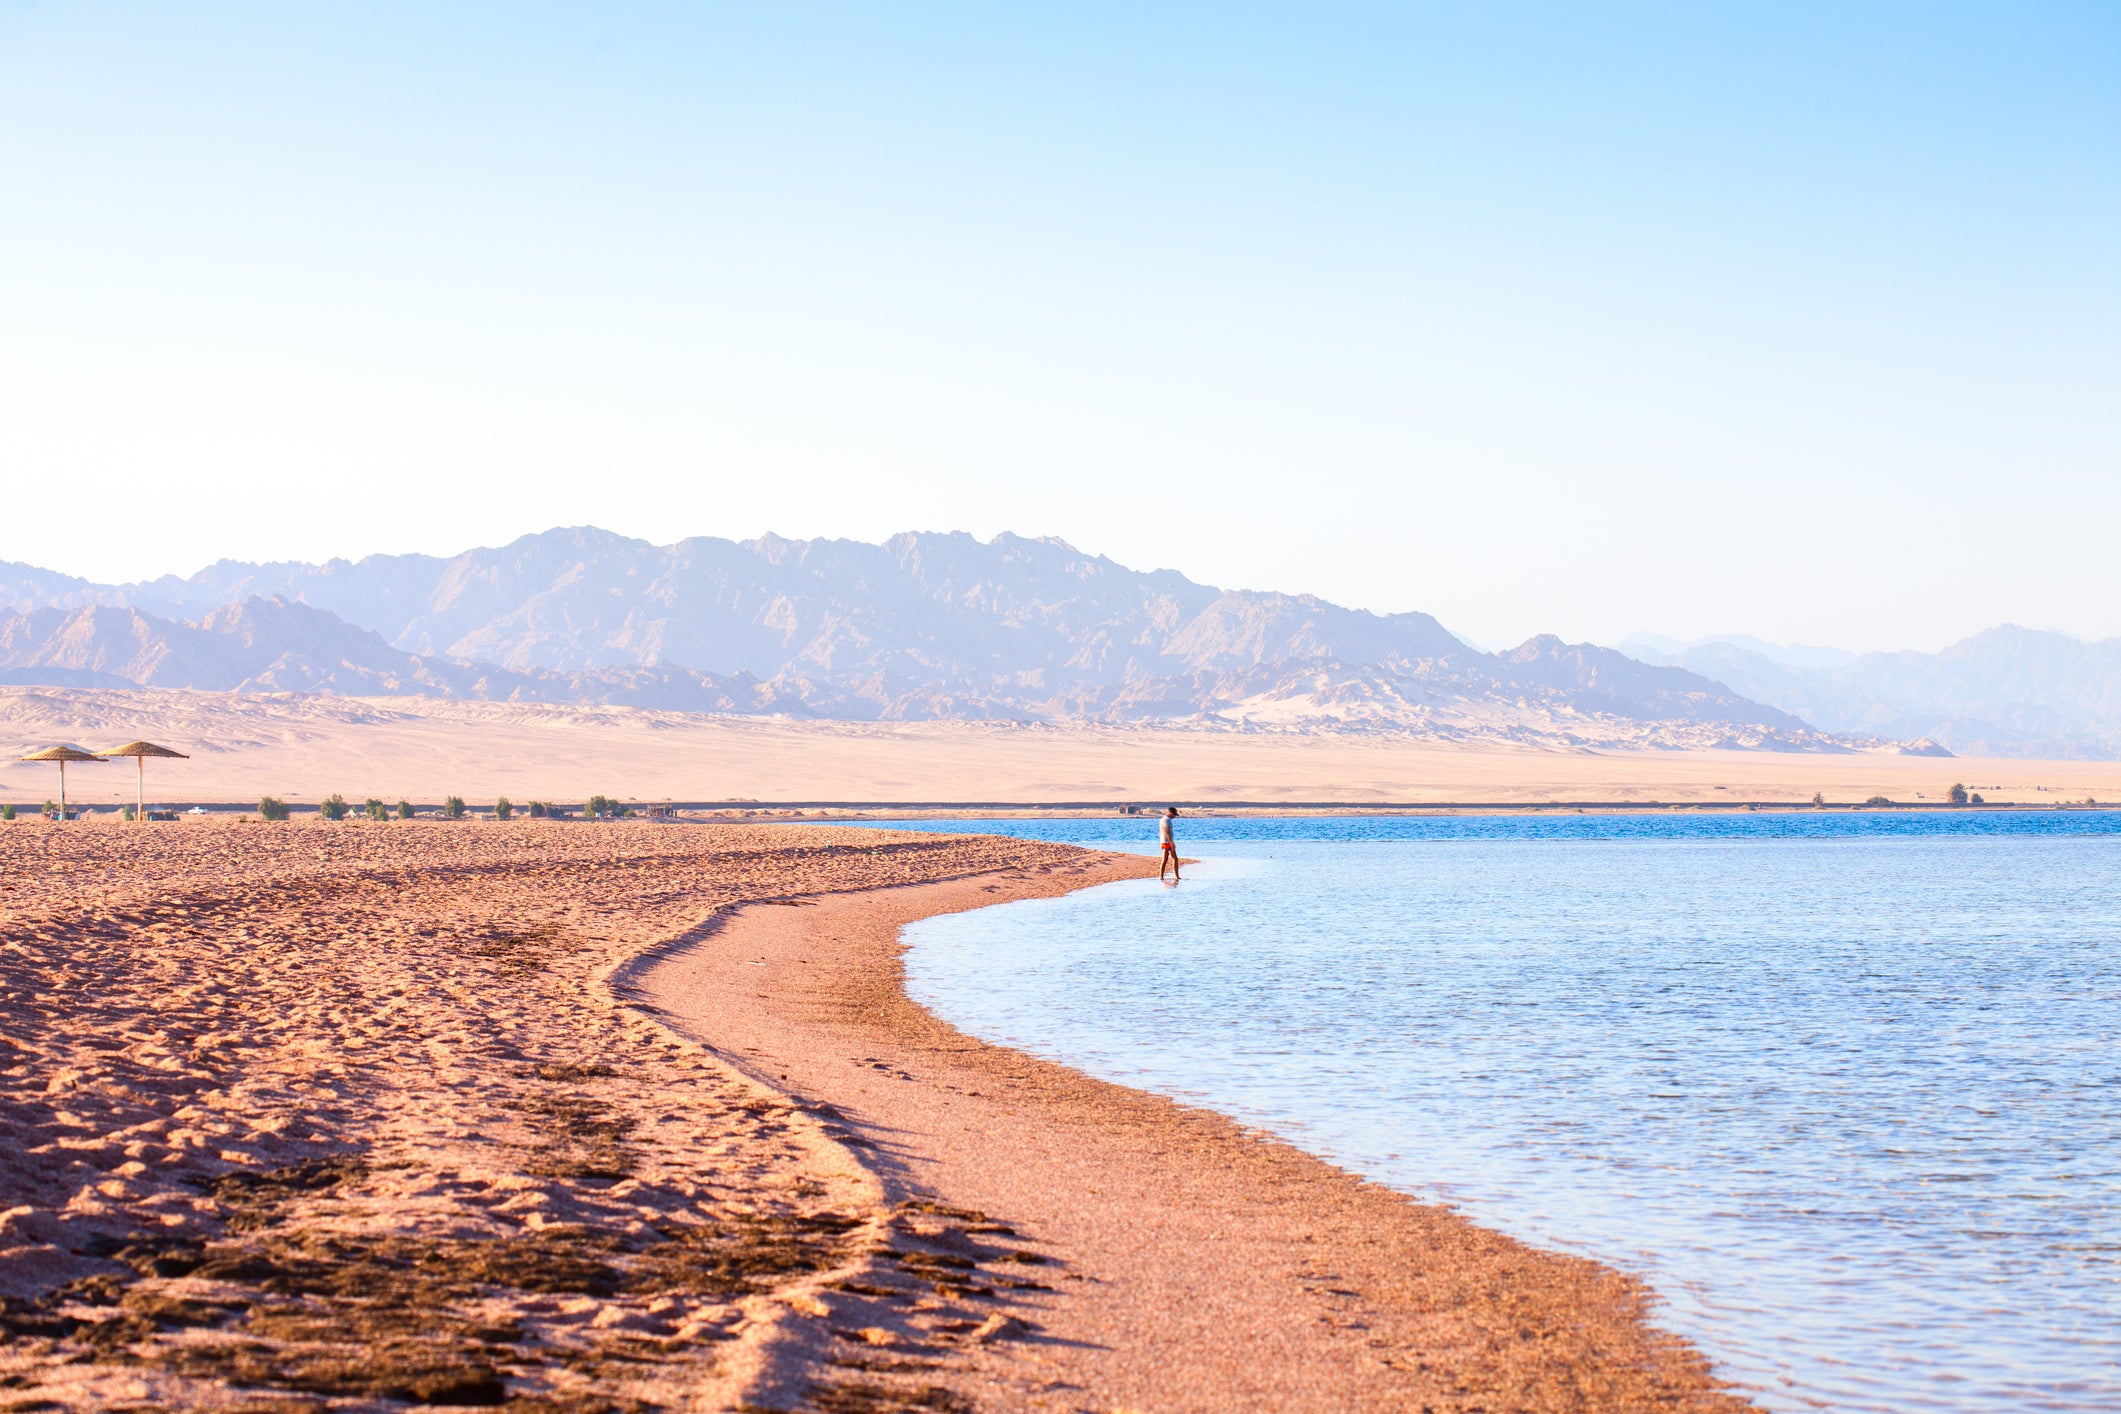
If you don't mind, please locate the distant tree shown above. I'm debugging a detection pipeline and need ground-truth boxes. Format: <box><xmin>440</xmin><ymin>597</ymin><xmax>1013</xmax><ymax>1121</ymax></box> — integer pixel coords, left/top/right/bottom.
<box><xmin>1947</xmin><ymin>782</ymin><xmax>1969</xmax><ymax>805</ymax></box>
<box><xmin>396</xmin><ymin>799</ymin><xmax>416</xmax><ymax>820</ymax></box>
<box><xmin>586</xmin><ymin>794</ymin><xmax>610</xmax><ymax>819</ymax></box>
<box><xmin>444</xmin><ymin>795</ymin><xmax>467</xmax><ymax>820</ymax></box>
<box><xmin>365</xmin><ymin>798</ymin><xmax>388</xmax><ymax>821</ymax></box>
<box><xmin>527</xmin><ymin>800</ymin><xmax>549</xmax><ymax>819</ymax></box>
<box><xmin>0</xmin><ymin>803</ymin><xmax>13</xmax><ymax>821</ymax></box>
<box><xmin>1812</xmin><ymin>792</ymin><xmax>1824</xmax><ymax>806</ymax></box>
<box><xmin>1864</xmin><ymin>796</ymin><xmax>1892</xmax><ymax>807</ymax></box>
<box><xmin>319</xmin><ymin>793</ymin><xmax>350</xmax><ymax>821</ymax></box>
<box><xmin>493</xmin><ymin>797</ymin><xmax>513</xmax><ymax>821</ymax></box>
<box><xmin>1969</xmin><ymin>793</ymin><xmax>1986</xmax><ymax>805</ymax></box>
<box><xmin>258</xmin><ymin>796</ymin><xmax>292</xmax><ymax>822</ymax></box>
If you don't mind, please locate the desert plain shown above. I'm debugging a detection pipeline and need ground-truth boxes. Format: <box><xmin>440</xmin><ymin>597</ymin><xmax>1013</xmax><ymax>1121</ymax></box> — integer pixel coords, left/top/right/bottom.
<box><xmin>4</xmin><ymin>688</ymin><xmax>2118</xmax><ymax>812</ymax></box>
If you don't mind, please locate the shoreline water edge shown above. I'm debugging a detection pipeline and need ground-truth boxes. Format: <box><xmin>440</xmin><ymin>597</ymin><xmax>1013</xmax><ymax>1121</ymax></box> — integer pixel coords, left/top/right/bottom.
<box><xmin>0</xmin><ymin>819</ymin><xmax>1749</xmax><ymax>1411</ymax></box>
<box><xmin>635</xmin><ymin>847</ymin><xmax>1754</xmax><ymax>1411</ymax></box>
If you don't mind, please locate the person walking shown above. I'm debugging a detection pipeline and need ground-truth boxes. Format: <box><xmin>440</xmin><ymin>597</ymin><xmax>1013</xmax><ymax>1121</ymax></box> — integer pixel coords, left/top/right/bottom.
<box><xmin>1159</xmin><ymin>806</ymin><xmax>1182</xmax><ymax>881</ymax></box>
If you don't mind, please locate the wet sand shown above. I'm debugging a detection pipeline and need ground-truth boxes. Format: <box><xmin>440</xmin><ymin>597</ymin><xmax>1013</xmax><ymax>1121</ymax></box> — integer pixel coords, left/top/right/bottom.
<box><xmin>2</xmin><ymin>819</ymin><xmax>1753</xmax><ymax>1411</ymax></box>
<box><xmin>636</xmin><ymin>872</ymin><xmax>1756</xmax><ymax>1413</ymax></box>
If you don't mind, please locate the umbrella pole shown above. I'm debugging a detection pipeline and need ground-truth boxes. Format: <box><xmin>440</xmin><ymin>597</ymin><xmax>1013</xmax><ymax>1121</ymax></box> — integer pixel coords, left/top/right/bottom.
<box><xmin>138</xmin><ymin>757</ymin><xmax>146</xmax><ymax>822</ymax></box>
<box><xmin>59</xmin><ymin>760</ymin><xmax>66</xmax><ymax>822</ymax></box>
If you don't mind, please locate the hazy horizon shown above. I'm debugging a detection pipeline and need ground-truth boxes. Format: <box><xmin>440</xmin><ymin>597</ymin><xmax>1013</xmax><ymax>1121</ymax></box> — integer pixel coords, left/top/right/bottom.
<box><xmin>4</xmin><ymin>4</ymin><xmax>2114</xmax><ymax>651</ymax></box>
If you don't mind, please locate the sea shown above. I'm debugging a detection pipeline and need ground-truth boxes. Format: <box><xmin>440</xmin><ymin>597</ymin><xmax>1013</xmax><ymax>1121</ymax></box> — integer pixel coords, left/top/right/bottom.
<box><xmin>860</xmin><ymin>812</ymin><xmax>2121</xmax><ymax>1413</ymax></box>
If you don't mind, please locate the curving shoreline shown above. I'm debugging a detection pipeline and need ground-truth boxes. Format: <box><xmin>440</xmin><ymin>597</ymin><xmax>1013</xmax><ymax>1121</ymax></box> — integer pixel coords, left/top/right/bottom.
<box><xmin>0</xmin><ymin>821</ymin><xmax>1145</xmax><ymax>1411</ymax></box>
<box><xmin>638</xmin><ymin>851</ymin><xmax>1759</xmax><ymax>1413</ymax></box>
<box><xmin>2</xmin><ymin>820</ymin><xmax>1754</xmax><ymax>1411</ymax></box>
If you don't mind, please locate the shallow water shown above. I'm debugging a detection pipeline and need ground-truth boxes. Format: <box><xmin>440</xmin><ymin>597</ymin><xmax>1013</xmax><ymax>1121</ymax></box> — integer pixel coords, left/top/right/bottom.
<box><xmin>878</xmin><ymin>814</ymin><xmax>2121</xmax><ymax>1413</ymax></box>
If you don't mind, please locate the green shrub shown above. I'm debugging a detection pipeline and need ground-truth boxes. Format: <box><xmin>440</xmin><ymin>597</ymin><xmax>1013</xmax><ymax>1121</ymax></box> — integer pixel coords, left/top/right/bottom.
<box><xmin>527</xmin><ymin>800</ymin><xmax>548</xmax><ymax>819</ymax></box>
<box><xmin>397</xmin><ymin>799</ymin><xmax>416</xmax><ymax>820</ymax></box>
<box><xmin>493</xmin><ymin>797</ymin><xmax>513</xmax><ymax>821</ymax></box>
<box><xmin>443</xmin><ymin>796</ymin><xmax>467</xmax><ymax>820</ymax></box>
<box><xmin>258</xmin><ymin>796</ymin><xmax>292</xmax><ymax>822</ymax></box>
<box><xmin>1864</xmin><ymin>795</ymin><xmax>1892</xmax><ymax>807</ymax></box>
<box><xmin>1947</xmin><ymin>782</ymin><xmax>1969</xmax><ymax>805</ymax></box>
<box><xmin>0</xmin><ymin>803</ymin><xmax>13</xmax><ymax>821</ymax></box>
<box><xmin>586</xmin><ymin>794</ymin><xmax>610</xmax><ymax>819</ymax></box>
<box><xmin>1970</xmin><ymin>793</ymin><xmax>1986</xmax><ymax>805</ymax></box>
<box><xmin>365</xmin><ymin>798</ymin><xmax>387</xmax><ymax>821</ymax></box>
<box><xmin>319</xmin><ymin>793</ymin><xmax>350</xmax><ymax>821</ymax></box>
<box><xmin>122</xmin><ymin>804</ymin><xmax>136</xmax><ymax>821</ymax></box>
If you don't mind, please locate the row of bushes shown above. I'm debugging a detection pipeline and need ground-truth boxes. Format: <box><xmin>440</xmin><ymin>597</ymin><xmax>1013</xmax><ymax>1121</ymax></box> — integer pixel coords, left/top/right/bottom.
<box><xmin>5</xmin><ymin>801</ymin><xmax>146</xmax><ymax>821</ymax></box>
<box><xmin>254</xmin><ymin>795</ymin><xmax>639</xmax><ymax>821</ymax></box>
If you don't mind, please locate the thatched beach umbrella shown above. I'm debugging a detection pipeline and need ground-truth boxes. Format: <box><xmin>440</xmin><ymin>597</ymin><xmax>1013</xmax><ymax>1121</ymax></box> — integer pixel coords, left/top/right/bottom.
<box><xmin>101</xmin><ymin>741</ymin><xmax>190</xmax><ymax>821</ymax></box>
<box><xmin>17</xmin><ymin>745</ymin><xmax>105</xmax><ymax>820</ymax></box>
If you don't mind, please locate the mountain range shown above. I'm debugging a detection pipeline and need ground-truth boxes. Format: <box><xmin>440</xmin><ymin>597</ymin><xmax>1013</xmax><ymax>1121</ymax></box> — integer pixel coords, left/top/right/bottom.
<box><xmin>0</xmin><ymin>527</ymin><xmax>1860</xmax><ymax>752</ymax></box>
<box><xmin>0</xmin><ymin>596</ymin><xmax>782</xmax><ymax>712</ymax></box>
<box><xmin>1624</xmin><ymin>629</ymin><xmax>2121</xmax><ymax>760</ymax></box>
<box><xmin>7</xmin><ymin>526</ymin><xmax>2115</xmax><ymax>756</ymax></box>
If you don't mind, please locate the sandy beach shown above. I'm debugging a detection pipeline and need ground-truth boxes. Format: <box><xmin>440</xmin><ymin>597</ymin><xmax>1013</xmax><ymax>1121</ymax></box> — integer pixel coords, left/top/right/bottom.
<box><xmin>2</xmin><ymin>819</ymin><xmax>1750</xmax><ymax>1411</ymax></box>
<box><xmin>640</xmin><ymin>876</ymin><xmax>1754</xmax><ymax>1414</ymax></box>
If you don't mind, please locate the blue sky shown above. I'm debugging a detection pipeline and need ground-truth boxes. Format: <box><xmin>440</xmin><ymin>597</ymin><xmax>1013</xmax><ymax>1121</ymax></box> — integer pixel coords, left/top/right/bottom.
<box><xmin>2</xmin><ymin>3</ymin><xmax>2115</xmax><ymax>650</ymax></box>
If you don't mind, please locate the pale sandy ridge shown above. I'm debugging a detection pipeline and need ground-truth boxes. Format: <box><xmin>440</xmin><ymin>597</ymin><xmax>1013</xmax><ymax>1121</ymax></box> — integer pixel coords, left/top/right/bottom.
<box><xmin>7</xmin><ymin>687</ymin><xmax>2119</xmax><ymax>810</ymax></box>
<box><xmin>641</xmin><ymin>868</ymin><xmax>1761</xmax><ymax>1414</ymax></box>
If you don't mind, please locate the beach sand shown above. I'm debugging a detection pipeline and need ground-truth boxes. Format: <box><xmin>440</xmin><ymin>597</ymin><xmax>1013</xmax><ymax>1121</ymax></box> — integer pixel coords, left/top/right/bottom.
<box><xmin>640</xmin><ymin>876</ymin><xmax>1755</xmax><ymax>1414</ymax></box>
<box><xmin>2</xmin><ymin>819</ymin><xmax>1750</xmax><ymax>1411</ymax></box>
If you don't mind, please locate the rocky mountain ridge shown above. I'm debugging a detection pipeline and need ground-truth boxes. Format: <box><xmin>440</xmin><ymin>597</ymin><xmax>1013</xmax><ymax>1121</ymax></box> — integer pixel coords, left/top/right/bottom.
<box><xmin>0</xmin><ymin>599</ymin><xmax>784</xmax><ymax>714</ymax></box>
<box><xmin>0</xmin><ymin>528</ymin><xmax>1893</xmax><ymax>750</ymax></box>
<box><xmin>1630</xmin><ymin>627</ymin><xmax>2121</xmax><ymax>759</ymax></box>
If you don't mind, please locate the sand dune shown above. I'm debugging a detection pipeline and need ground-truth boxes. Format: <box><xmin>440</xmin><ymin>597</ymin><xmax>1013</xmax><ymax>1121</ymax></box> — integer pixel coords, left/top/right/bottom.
<box><xmin>5</xmin><ymin>687</ymin><xmax>2121</xmax><ymax>810</ymax></box>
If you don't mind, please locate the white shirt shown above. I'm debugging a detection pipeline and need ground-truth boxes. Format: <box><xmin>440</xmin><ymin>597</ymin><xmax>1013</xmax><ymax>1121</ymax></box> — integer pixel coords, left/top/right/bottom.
<box><xmin>1159</xmin><ymin>815</ymin><xmax>1174</xmax><ymax>845</ymax></box>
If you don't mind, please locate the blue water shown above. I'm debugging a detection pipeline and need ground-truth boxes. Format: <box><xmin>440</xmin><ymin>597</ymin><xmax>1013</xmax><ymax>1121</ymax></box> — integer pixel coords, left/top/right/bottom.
<box><xmin>876</xmin><ymin>813</ymin><xmax>2121</xmax><ymax>1413</ymax></box>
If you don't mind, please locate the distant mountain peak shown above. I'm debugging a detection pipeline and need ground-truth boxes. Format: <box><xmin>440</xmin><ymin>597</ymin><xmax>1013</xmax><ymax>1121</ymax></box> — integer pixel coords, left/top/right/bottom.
<box><xmin>1642</xmin><ymin>626</ymin><xmax>2121</xmax><ymax>759</ymax></box>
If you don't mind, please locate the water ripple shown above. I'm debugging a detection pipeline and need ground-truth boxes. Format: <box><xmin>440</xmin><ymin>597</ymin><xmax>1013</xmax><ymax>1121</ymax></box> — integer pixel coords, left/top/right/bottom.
<box><xmin>892</xmin><ymin>815</ymin><xmax>2121</xmax><ymax>1413</ymax></box>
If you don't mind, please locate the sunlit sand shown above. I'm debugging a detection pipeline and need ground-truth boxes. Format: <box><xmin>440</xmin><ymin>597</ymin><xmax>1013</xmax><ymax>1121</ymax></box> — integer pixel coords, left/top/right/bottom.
<box><xmin>6</xmin><ymin>688</ymin><xmax>2119</xmax><ymax>812</ymax></box>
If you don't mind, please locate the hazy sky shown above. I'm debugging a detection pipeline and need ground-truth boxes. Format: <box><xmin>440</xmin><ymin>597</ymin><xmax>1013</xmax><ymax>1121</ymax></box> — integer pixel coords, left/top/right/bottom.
<box><xmin>3</xmin><ymin>3</ymin><xmax>2115</xmax><ymax>652</ymax></box>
